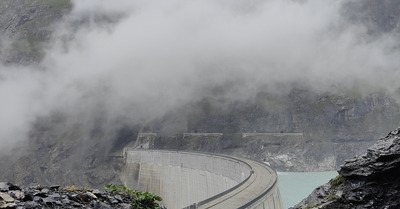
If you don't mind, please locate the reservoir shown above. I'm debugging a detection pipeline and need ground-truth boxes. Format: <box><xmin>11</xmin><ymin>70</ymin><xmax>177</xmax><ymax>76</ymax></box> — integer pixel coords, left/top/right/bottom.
<box><xmin>278</xmin><ymin>171</ymin><xmax>338</xmax><ymax>209</ymax></box>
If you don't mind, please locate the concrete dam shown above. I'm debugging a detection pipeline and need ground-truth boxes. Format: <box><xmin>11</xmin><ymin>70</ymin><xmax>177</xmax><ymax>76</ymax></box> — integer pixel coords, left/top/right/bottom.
<box><xmin>121</xmin><ymin>148</ymin><xmax>284</xmax><ymax>209</ymax></box>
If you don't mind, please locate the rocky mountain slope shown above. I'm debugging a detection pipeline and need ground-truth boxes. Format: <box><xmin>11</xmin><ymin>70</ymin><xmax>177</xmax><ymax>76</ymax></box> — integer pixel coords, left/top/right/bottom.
<box><xmin>140</xmin><ymin>91</ymin><xmax>400</xmax><ymax>171</ymax></box>
<box><xmin>342</xmin><ymin>0</ymin><xmax>400</xmax><ymax>34</ymax></box>
<box><xmin>291</xmin><ymin>127</ymin><xmax>400</xmax><ymax>209</ymax></box>
<box><xmin>1</xmin><ymin>0</ymin><xmax>400</xmax><ymax>189</ymax></box>
<box><xmin>0</xmin><ymin>0</ymin><xmax>72</xmax><ymax>64</ymax></box>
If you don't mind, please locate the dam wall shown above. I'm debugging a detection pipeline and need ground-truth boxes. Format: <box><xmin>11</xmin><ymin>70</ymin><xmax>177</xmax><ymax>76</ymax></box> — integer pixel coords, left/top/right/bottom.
<box><xmin>121</xmin><ymin>149</ymin><xmax>283</xmax><ymax>209</ymax></box>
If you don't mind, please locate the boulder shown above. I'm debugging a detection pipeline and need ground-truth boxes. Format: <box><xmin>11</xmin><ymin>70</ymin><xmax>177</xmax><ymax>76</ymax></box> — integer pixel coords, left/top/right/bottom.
<box><xmin>0</xmin><ymin>193</ymin><xmax>14</xmax><ymax>203</ymax></box>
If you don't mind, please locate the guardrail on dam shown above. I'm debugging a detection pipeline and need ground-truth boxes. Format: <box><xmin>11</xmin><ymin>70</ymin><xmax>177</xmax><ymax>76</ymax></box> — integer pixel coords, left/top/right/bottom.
<box><xmin>121</xmin><ymin>149</ymin><xmax>284</xmax><ymax>209</ymax></box>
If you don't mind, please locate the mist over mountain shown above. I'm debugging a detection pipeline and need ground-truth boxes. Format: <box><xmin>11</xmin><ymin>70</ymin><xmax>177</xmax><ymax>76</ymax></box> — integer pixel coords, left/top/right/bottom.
<box><xmin>1</xmin><ymin>0</ymin><xmax>400</xmax><ymax>187</ymax></box>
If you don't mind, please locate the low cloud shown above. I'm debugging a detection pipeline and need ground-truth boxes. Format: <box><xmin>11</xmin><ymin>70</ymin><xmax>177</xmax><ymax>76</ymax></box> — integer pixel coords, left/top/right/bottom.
<box><xmin>0</xmin><ymin>0</ymin><xmax>399</xmax><ymax>152</ymax></box>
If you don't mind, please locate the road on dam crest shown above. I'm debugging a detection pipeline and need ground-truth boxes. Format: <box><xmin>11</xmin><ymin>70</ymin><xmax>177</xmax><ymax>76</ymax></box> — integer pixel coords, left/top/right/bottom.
<box><xmin>198</xmin><ymin>158</ymin><xmax>282</xmax><ymax>209</ymax></box>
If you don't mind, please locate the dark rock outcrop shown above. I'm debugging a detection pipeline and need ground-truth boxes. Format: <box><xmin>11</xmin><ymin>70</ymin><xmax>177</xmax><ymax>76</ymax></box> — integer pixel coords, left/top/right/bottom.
<box><xmin>291</xmin><ymin>128</ymin><xmax>400</xmax><ymax>209</ymax></box>
<box><xmin>0</xmin><ymin>182</ymin><xmax>164</xmax><ymax>209</ymax></box>
<box><xmin>340</xmin><ymin>128</ymin><xmax>400</xmax><ymax>181</ymax></box>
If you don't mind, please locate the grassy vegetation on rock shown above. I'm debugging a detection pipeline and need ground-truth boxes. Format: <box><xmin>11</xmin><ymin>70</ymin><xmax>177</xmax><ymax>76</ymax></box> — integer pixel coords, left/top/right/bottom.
<box><xmin>330</xmin><ymin>175</ymin><xmax>345</xmax><ymax>187</ymax></box>
<box><xmin>32</xmin><ymin>0</ymin><xmax>72</xmax><ymax>11</ymax></box>
<box><xmin>304</xmin><ymin>202</ymin><xmax>321</xmax><ymax>209</ymax></box>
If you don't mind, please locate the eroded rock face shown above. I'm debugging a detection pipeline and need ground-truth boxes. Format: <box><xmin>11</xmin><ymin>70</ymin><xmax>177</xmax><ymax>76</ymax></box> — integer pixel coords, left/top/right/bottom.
<box><xmin>339</xmin><ymin>128</ymin><xmax>400</xmax><ymax>181</ymax></box>
<box><xmin>291</xmin><ymin>128</ymin><xmax>400</xmax><ymax>209</ymax></box>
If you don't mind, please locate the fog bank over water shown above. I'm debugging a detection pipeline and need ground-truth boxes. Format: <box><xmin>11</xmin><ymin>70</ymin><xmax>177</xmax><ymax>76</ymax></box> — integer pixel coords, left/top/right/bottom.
<box><xmin>1</xmin><ymin>0</ymin><xmax>400</xmax><ymax>152</ymax></box>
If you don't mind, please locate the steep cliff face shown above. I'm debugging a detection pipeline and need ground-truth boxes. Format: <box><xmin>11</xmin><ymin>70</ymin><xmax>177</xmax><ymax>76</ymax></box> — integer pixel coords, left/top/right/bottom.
<box><xmin>144</xmin><ymin>91</ymin><xmax>400</xmax><ymax>171</ymax></box>
<box><xmin>291</xmin><ymin>128</ymin><xmax>400</xmax><ymax>209</ymax></box>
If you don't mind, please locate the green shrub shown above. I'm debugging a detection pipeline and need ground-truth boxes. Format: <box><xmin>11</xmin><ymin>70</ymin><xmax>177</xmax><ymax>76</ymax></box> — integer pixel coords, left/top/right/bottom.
<box><xmin>105</xmin><ymin>184</ymin><xmax>162</xmax><ymax>209</ymax></box>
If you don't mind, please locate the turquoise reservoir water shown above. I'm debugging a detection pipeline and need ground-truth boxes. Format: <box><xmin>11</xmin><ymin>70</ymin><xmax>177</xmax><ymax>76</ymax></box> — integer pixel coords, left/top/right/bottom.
<box><xmin>277</xmin><ymin>171</ymin><xmax>338</xmax><ymax>209</ymax></box>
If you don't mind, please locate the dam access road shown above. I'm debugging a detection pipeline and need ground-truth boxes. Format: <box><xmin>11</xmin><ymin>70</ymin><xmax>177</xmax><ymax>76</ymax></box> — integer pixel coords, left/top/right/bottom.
<box><xmin>121</xmin><ymin>149</ymin><xmax>283</xmax><ymax>209</ymax></box>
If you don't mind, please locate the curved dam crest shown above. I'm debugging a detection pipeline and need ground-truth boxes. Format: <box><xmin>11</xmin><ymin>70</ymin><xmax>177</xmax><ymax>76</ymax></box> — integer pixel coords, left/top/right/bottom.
<box><xmin>121</xmin><ymin>149</ymin><xmax>283</xmax><ymax>209</ymax></box>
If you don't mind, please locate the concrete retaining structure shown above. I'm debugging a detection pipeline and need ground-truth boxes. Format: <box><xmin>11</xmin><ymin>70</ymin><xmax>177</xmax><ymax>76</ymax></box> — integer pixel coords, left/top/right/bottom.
<box><xmin>121</xmin><ymin>149</ymin><xmax>283</xmax><ymax>209</ymax></box>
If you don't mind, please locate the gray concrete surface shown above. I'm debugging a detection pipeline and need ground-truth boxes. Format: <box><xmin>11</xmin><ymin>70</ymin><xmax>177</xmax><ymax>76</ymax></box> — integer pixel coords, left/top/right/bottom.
<box><xmin>196</xmin><ymin>158</ymin><xmax>283</xmax><ymax>209</ymax></box>
<box><xmin>121</xmin><ymin>149</ymin><xmax>283</xmax><ymax>209</ymax></box>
